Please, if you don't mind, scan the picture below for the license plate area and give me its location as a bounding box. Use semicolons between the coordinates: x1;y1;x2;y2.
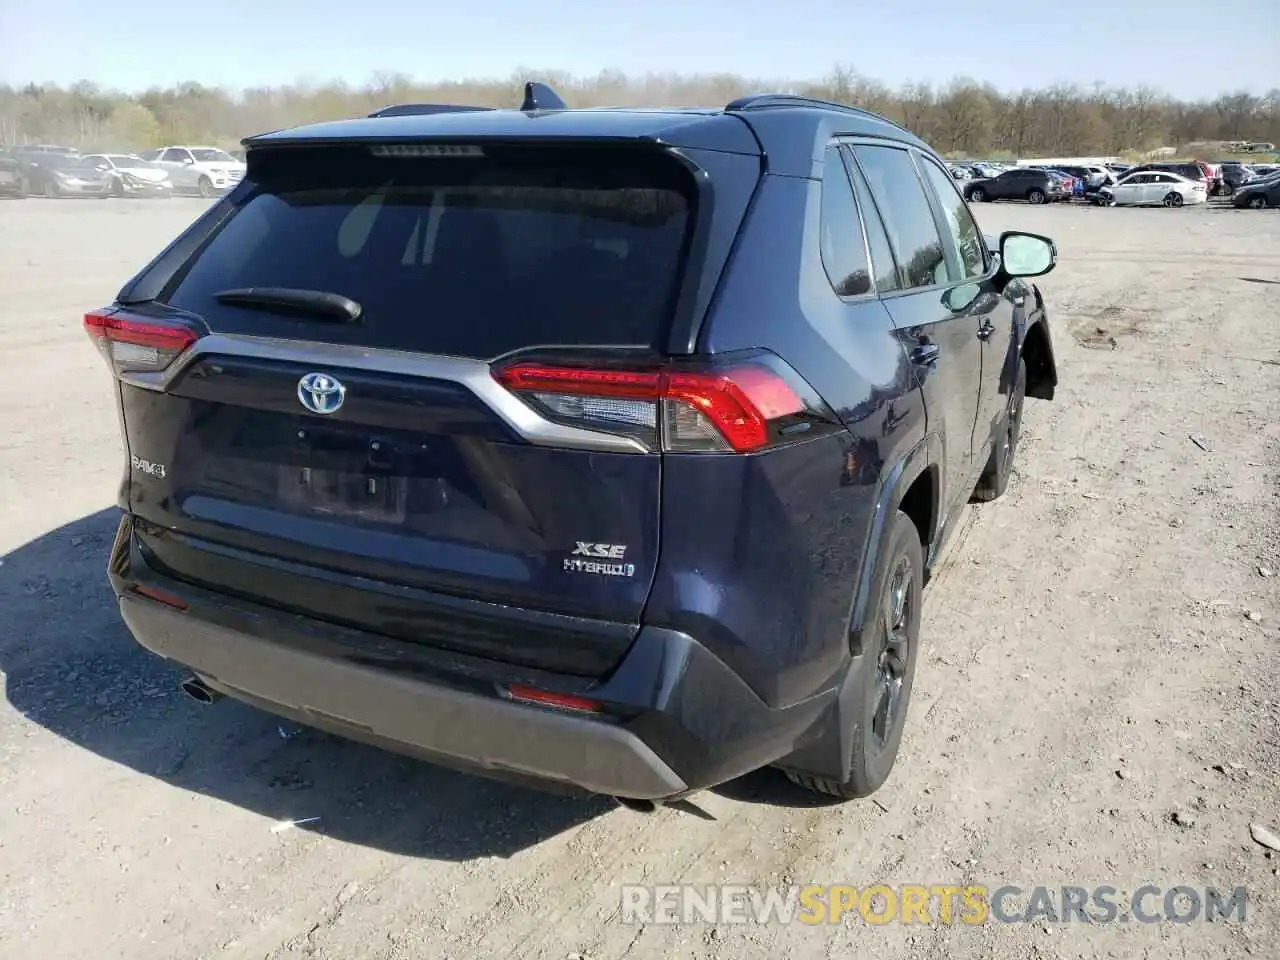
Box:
278;466;408;524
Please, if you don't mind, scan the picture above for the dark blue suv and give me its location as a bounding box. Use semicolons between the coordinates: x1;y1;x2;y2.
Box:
89;83;1058;802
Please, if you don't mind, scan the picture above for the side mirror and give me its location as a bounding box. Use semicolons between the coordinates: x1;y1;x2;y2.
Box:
182;157;194;164
999;231;1056;278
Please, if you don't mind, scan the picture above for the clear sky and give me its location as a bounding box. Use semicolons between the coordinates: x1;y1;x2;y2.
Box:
0;0;1275;100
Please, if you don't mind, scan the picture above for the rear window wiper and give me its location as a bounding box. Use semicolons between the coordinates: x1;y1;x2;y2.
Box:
213;287;363;323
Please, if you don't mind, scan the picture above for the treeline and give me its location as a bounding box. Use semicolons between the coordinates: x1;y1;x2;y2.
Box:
1;68;1278;159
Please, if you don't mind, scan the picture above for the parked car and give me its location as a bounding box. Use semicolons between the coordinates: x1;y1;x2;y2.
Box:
1217;163;1256;196
80;153;174;197
1232;173;1280;209
0;150;24;197
969;162;1004;179
963;167;1070;204
949;165;973;180
1092;171;1208;207
14;143;80;158
1043;169;1083;197
1051;164;1115;192
21;153;114;198
138;145;246;197
87;83;1060;803
1120;161;1215;195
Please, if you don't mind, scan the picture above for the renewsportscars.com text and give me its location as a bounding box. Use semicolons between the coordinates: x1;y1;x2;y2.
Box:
621;883;1248;926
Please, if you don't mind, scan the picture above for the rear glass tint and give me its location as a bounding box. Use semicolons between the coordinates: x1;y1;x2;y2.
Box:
165;145;694;358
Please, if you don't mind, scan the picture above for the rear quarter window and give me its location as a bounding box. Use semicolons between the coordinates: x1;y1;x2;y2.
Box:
163;145;695;359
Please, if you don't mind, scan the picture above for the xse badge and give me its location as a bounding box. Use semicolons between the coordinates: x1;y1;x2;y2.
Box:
565;541;636;578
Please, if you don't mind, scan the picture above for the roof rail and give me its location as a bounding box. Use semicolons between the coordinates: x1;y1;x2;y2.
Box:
725;94;908;133
367;103;495;119
367;81;567;119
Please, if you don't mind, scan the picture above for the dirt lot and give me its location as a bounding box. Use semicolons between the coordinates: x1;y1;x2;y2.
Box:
0;197;1277;960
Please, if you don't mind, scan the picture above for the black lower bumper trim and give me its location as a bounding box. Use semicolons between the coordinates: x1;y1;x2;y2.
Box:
121;594;688;799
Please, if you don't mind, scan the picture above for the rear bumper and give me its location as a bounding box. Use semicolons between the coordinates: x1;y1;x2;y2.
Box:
121;593;689;798
109;515;838;799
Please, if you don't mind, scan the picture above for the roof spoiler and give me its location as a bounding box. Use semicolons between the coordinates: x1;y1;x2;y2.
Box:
368;81;567;119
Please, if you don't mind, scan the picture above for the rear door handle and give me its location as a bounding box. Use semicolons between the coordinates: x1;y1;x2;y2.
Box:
910;343;940;366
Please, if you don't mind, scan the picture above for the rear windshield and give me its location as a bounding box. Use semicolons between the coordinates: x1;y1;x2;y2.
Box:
164;144;694;359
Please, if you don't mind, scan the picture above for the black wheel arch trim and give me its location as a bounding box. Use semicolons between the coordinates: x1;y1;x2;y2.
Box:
1019;289;1057;400
845;432;942;648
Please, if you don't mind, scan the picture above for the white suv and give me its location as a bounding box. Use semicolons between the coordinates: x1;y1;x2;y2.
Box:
140;146;246;197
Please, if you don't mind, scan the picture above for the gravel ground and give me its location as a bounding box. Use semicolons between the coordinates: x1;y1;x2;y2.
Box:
0;197;1277;960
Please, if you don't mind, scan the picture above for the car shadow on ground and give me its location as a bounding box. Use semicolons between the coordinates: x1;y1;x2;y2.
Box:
0;507;613;861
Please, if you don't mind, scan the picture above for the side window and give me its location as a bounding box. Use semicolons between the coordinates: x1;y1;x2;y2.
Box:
917;155;987;280
818;146;871;298
161;148;186;163
850;144;949;290
843;149;901;294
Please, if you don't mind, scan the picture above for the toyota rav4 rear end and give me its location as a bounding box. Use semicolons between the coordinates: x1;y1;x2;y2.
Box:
93;100;886;800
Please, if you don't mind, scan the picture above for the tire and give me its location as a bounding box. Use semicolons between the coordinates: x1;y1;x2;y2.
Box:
1222;182;1234;197
784;510;923;800
1250;195;1269;209
1163;192;1183;207
42;179;59;199
112;177;124;197
969;186;986;202
1027;189;1046;204
972;355;1027;502
197;176;215;198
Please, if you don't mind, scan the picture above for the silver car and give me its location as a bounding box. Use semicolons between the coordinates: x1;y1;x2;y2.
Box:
81;154;173;197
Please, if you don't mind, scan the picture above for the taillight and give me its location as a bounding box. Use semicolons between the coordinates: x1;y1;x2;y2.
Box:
494;352;836;454
84;308;198;375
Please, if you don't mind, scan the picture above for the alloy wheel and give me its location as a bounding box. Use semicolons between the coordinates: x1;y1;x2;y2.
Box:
871;556;913;751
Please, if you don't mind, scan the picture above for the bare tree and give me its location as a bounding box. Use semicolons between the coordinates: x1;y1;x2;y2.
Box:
0;72;1274;158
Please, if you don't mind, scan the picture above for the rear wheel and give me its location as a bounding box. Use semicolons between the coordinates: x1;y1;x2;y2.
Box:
972;355;1027;502
1027;188;1046;204
197;176;215;198
785;510;922;800
1163;192;1183;207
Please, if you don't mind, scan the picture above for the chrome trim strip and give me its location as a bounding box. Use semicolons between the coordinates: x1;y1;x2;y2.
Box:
120;333;651;454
